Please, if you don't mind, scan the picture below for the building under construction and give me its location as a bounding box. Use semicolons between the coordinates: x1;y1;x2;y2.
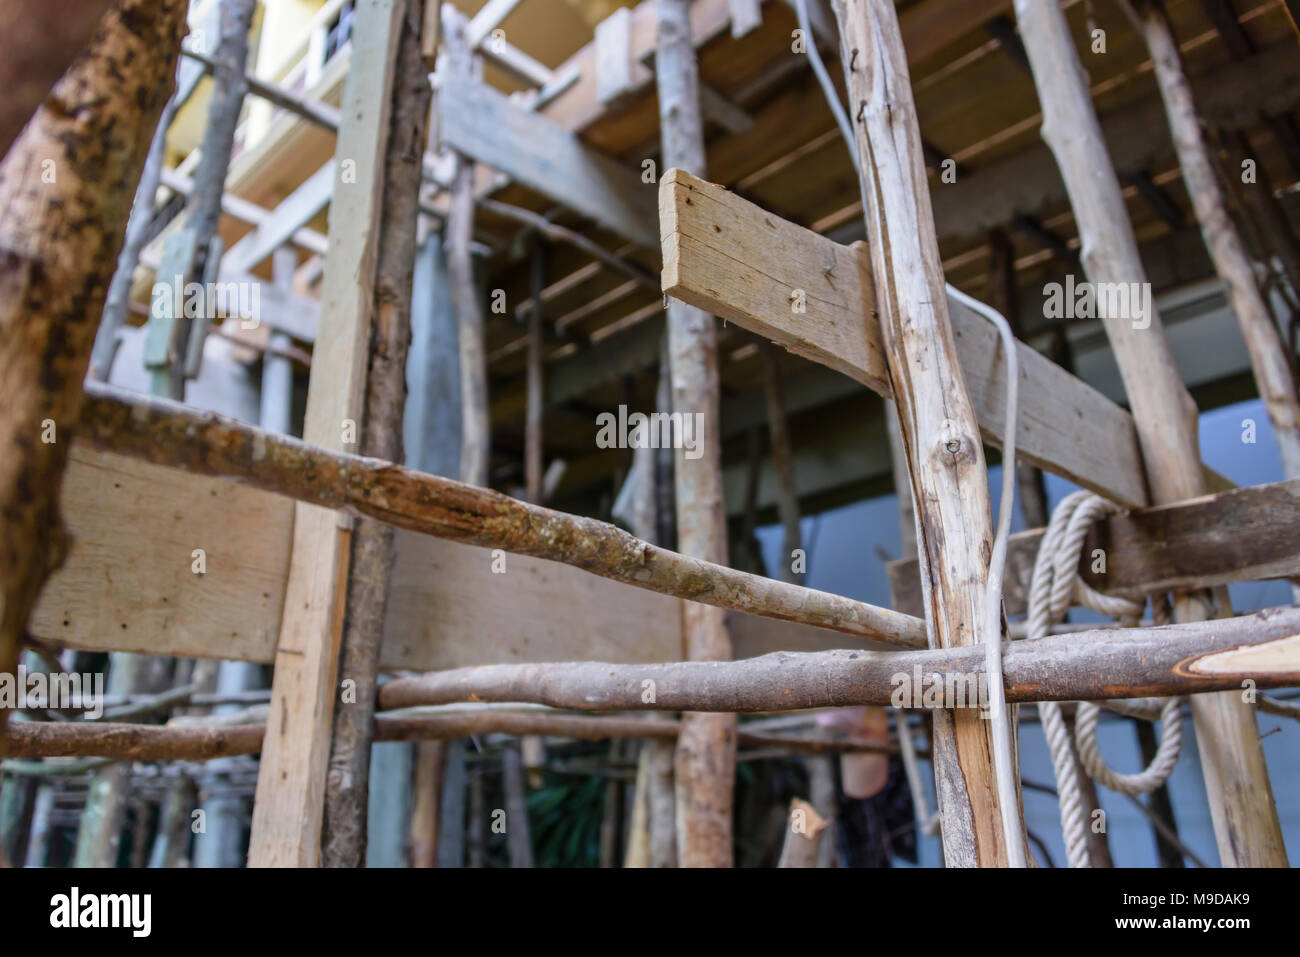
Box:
0;0;1298;872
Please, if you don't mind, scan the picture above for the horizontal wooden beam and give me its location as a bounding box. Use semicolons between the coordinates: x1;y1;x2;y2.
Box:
937;43;1300;241
378;606;1300;711
5;712;892;760
64;383;926;648
660;169;1148;507
34;443;889;672
438;71;659;247
223;161;335;275
889;478;1300;617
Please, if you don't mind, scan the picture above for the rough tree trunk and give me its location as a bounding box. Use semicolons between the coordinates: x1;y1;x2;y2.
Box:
322;0;431;868
0;0;188;750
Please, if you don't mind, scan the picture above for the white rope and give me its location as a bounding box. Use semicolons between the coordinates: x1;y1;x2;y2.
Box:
1075;696;1182;794
1027;491;1184;867
801;0;1028;866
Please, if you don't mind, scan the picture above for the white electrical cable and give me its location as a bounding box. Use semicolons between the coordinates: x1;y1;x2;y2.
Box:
797;0;1028;866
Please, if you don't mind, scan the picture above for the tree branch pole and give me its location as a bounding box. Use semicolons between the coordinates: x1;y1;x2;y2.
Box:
157;0;256;400
0;0;189;749
374;605;1300;711
77;383;925;647
321;0;431;869
1014;0;1287;867
1133;0;1300;482
833;0;1024;866
5;711;900;761
90;68;201;382
655;0;738;866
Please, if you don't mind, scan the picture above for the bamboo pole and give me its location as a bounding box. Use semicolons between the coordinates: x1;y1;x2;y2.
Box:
322;0;431;869
655;0;738;868
832;0;1024;867
0;0;188;749
1014;0;1288;867
75;382;925;647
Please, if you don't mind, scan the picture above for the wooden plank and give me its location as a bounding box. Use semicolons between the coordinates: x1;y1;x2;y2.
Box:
889;478;1300;618
248;0;406;869
33;447;294;662
40;445;1297;669
730;0;763;38
595;7;634;105
438;71;659;247
660;169;1148;507
482;38;553;88
223;161;335;275
380;532;683;670
466;0;524;49
661;169;890;393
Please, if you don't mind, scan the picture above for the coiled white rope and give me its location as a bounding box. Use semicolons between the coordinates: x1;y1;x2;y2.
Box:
1027;491;1184;867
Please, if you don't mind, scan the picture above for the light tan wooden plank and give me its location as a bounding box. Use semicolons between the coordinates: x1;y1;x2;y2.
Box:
660;168;1148;507
33;446;292;661
249;0;406;868
660;168;892;395
595;7;634;105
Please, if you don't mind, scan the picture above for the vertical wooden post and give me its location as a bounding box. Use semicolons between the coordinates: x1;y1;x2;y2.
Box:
832;0;1024;867
1014;0;1287;867
321;0;431;868
443;9;490;490
0;0;188;747
654;0;738;868
760;344;804;585
525;235;546;505
1134;0;1300;482
248;0;406;867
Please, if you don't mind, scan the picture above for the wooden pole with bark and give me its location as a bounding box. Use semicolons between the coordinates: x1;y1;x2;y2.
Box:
832;0;1025;867
0;0;188;749
153;0;256;400
248;0;407;868
1132;0;1300;483
1014;0;1288;867
373;605;1300;712
654;0;738;865
4;711;901;761
321;0;432;869
75;382;927;648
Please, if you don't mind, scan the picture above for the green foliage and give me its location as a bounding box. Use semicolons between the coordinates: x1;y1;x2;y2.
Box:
526;771;607;868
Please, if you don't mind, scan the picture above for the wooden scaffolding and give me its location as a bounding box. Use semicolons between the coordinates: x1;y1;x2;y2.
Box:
1;0;1297;868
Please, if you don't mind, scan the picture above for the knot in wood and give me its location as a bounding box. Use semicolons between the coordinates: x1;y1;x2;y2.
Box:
936;419;973;461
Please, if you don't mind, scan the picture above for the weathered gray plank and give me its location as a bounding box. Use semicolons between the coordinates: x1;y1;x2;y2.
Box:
439;71;659;247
